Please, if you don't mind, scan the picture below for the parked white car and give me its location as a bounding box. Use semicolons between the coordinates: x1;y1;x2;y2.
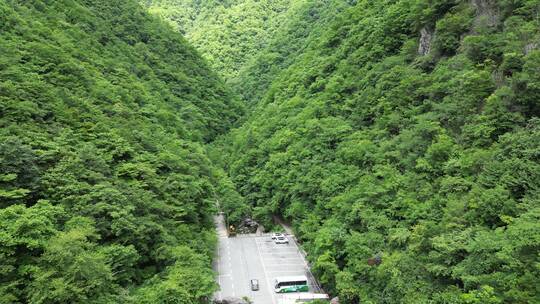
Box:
274;236;289;244
271;233;285;240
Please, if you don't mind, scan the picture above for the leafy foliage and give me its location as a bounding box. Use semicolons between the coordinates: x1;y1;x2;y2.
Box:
141;0;303;82
142;0;356;106
4;0;540;303
0;0;241;302
218;0;540;302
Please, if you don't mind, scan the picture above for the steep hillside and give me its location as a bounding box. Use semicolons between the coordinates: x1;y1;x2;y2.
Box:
141;0;301;82
0;1;241;303
142;0;355;106
229;0;354;105
223;0;540;303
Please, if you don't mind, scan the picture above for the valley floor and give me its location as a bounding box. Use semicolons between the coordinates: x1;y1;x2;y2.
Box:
213;214;321;303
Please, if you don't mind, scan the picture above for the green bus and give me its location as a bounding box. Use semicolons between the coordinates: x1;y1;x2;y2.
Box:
274;275;309;293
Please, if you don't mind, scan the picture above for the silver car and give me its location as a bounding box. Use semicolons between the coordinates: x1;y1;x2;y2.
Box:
250;279;259;291
274;236;289;244
271;232;285;240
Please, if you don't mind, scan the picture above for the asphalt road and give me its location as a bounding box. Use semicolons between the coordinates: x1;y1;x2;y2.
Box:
213;215;320;304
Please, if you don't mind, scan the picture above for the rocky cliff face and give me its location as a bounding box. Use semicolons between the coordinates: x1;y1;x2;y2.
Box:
525;42;538;54
418;26;435;55
471;0;500;27
214;297;250;304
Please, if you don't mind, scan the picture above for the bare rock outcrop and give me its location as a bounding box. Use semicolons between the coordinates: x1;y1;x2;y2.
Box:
214;297;250;304
237;218;259;234
471;0;500;27
525;42;538;55
418;26;435;56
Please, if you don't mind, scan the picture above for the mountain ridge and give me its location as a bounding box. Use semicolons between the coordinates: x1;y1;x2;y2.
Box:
0;1;241;302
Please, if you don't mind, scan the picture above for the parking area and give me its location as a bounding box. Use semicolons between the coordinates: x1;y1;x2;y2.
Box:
214;215;320;304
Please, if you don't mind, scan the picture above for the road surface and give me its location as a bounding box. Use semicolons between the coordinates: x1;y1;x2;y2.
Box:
213;214;320;304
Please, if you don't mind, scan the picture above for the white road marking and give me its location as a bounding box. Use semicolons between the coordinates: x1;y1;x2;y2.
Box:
217;236;222;301
239;239;252;299
255;235;277;304
260;250;299;253
226;238;235;297
264;263;307;266
263;258;305;263
214;213;320;302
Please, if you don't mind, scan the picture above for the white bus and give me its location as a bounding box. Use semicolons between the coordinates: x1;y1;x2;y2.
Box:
274;275;309;293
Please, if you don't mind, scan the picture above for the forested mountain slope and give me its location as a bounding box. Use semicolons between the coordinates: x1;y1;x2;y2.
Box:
3;0;540;303
142;0;355;106
0;1;241;303
141;0;301;82
221;0;540;303
228;0;354;105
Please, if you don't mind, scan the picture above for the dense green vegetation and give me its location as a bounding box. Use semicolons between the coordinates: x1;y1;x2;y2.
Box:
229;0;354;105
0;0;242;303
215;0;540;303
141;0;302;82
141;0;355;106
3;0;540;303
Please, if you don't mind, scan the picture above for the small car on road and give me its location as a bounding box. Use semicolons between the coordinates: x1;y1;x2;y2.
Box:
274;236;289;244
250;279;259;291
271;232;285;240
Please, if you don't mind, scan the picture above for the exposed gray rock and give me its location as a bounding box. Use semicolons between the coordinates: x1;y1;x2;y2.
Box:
214;297;249;304
418;26;434;56
256;223;265;234
525;42;538;55
237;218;259;234
471;0;500;27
